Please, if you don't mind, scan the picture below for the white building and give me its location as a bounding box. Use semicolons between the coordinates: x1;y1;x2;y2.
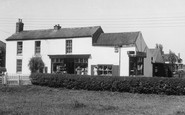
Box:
6;19;153;76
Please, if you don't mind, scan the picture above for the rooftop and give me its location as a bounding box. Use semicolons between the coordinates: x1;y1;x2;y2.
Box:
94;32;140;46
6;26;103;41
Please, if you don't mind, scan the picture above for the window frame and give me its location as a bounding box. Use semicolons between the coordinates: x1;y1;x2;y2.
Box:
17;41;23;55
16;59;22;73
66;40;72;54
97;64;113;76
129;57;144;76
35;41;41;55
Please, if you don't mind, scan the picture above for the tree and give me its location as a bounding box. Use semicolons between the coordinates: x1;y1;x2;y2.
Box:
168;50;177;76
169;50;177;64
28;57;45;73
156;43;164;54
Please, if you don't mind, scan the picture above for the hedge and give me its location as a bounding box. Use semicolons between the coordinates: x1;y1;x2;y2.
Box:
30;73;185;95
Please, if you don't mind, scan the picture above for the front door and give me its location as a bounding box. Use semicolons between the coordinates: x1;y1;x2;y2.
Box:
66;58;75;74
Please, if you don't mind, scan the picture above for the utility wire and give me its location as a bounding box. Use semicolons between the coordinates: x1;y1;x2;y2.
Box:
1;16;185;28
0;29;12;34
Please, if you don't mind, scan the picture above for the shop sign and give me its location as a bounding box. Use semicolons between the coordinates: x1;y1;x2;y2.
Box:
136;52;146;58
127;51;146;57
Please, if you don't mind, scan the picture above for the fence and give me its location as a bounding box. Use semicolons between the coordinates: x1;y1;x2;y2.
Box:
2;74;31;85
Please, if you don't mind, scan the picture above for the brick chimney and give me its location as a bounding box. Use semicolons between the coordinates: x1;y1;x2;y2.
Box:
16;19;24;33
54;24;61;30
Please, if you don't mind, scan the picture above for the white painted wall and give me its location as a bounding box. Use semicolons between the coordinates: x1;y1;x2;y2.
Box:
89;46;135;76
6;37;93;75
6;36;150;77
120;47;136;76
6;41;17;74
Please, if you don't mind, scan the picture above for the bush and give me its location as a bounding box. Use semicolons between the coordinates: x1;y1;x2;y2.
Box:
30;73;185;95
28;57;45;73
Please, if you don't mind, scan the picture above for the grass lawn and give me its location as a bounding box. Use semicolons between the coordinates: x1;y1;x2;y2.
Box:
0;85;185;115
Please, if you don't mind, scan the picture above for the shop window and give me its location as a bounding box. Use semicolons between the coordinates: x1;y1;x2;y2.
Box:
74;58;88;75
66;40;72;54
16;59;22;73
17;42;23;55
96;65;113;76
129;57;144;76
51;58;88;75
35;41;41;55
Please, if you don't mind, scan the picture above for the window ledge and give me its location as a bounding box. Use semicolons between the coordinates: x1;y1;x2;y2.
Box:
17;54;23;56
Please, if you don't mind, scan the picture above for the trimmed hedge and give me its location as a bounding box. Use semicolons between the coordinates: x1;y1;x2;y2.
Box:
30;73;185;95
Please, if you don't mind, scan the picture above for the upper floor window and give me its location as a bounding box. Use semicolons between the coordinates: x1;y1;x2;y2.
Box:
35;41;41;55
66;40;72;54
17;42;23;55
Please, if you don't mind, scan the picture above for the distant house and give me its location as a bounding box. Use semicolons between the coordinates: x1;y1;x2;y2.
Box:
6;19;153;77
162;53;183;77
150;48;165;77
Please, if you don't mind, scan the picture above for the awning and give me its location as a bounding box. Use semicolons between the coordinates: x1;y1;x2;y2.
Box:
48;54;91;59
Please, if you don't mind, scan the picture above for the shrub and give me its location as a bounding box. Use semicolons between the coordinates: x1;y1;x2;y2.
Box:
28;57;45;73
30;73;185;95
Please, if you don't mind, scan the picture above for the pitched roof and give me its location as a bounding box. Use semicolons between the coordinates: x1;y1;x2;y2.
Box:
149;48;164;63
0;40;6;49
93;32;140;46
6;26;103;41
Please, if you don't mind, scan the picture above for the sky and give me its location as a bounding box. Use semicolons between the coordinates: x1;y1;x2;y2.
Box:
0;0;185;62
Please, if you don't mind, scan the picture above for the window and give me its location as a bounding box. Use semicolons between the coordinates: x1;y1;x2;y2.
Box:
97;65;113;76
129;57;144;76
17;42;23;55
66;40;72;54
35;41;41;54
74;58;88;75
16;59;22;73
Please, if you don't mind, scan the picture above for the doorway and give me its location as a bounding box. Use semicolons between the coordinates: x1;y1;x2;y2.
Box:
65;58;75;74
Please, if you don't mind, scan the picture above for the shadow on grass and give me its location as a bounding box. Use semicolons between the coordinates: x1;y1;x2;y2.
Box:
98;104;118;111
0;109;25;115
173;111;185;115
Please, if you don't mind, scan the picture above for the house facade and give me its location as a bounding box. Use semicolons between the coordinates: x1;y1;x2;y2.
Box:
6;19;153;77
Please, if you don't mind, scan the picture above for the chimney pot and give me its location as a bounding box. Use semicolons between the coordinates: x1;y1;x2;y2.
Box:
16;19;24;33
54;24;61;30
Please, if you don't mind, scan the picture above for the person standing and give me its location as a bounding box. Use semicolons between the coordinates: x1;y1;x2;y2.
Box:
93;66;98;75
76;66;82;75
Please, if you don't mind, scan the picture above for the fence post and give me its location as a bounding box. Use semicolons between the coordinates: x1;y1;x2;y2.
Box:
3;74;7;85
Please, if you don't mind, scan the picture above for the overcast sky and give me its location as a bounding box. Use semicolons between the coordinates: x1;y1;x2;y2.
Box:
0;0;185;62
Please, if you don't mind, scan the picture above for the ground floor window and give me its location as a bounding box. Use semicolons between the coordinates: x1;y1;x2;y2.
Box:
93;65;113;76
74;58;88;75
51;57;88;75
16;59;22;73
129;57;144;76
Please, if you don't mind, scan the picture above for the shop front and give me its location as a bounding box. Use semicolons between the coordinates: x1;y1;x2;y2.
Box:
128;51;146;76
48;55;90;75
